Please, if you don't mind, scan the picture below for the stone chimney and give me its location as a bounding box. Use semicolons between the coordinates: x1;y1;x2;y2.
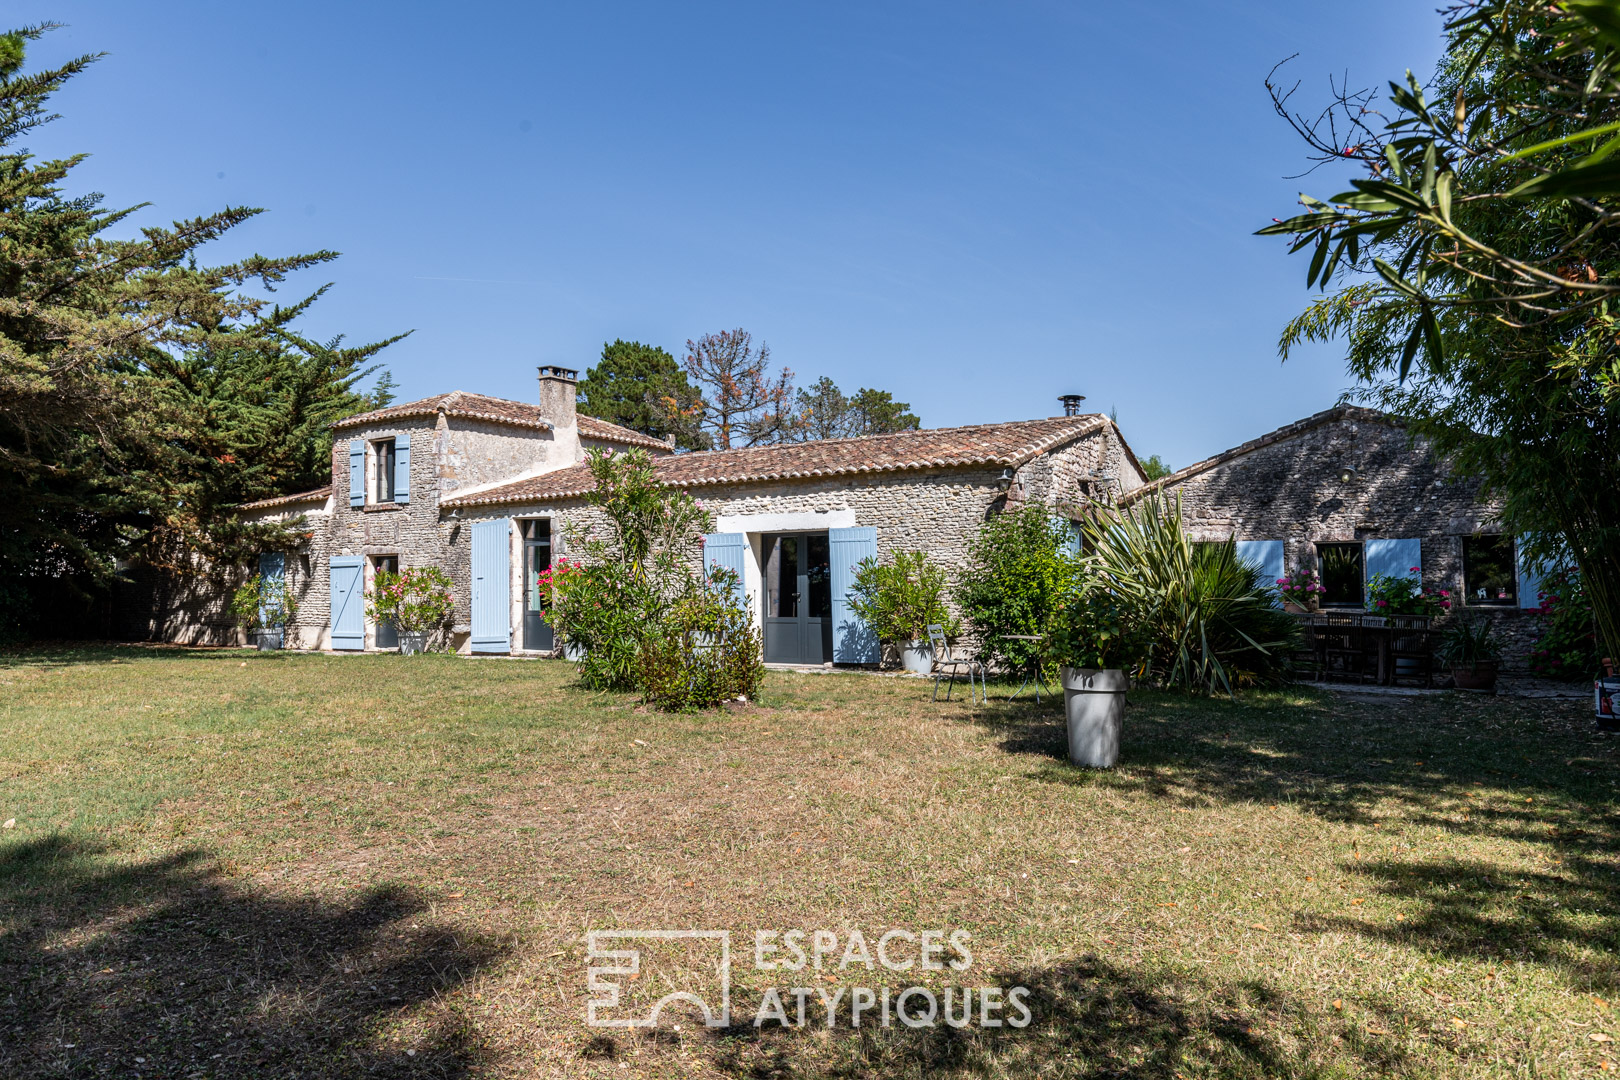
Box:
539;365;582;464
538;366;578;426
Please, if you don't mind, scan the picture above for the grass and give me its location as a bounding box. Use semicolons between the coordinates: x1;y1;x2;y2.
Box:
0;645;1616;1078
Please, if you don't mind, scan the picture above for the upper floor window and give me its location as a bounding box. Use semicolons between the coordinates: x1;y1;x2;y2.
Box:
347;433;409;508
372;439;398;503
1462;534;1516;606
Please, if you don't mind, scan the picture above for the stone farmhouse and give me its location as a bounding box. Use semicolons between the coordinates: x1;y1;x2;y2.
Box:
213;370;1145;664
129;372;1549;669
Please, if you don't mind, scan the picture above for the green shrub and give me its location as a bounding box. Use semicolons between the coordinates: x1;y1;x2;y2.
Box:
1045;585;1146;672
956;506;1081;672
847;550;954;646
1081;494;1301;694
637;577;765;711
1529;564;1601;680
228;573;298;630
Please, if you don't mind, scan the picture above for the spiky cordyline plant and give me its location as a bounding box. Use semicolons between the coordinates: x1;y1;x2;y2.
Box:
1079;493;1302;696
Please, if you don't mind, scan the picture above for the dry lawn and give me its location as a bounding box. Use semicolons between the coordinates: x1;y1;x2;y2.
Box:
0;645;1615;1078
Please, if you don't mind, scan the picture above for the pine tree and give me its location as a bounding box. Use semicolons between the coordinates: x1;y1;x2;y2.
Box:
681;329;798;448
792;378;920;440
577;340;708;450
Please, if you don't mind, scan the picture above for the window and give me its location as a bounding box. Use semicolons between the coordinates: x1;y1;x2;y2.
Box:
372;438;396;503
1462;534;1516;606
1316;543;1364;607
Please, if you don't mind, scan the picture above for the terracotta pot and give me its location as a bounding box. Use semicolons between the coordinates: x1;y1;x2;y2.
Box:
1452;662;1498;692
1603;657;1617;678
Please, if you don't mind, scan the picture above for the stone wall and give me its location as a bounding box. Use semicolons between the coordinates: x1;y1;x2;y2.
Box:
434;418;563;497
116;496;330;647
1148;409;1545;671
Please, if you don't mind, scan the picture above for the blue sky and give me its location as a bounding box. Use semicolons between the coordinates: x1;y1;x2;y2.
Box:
22;2;1444;468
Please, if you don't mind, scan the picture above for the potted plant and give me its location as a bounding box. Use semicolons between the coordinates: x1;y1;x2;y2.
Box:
1365;569;1452;626
367;566;454;653
1045;587;1144;768
848;551;954;674
1277;569;1325;613
228;573;299;650
1437;617;1500;692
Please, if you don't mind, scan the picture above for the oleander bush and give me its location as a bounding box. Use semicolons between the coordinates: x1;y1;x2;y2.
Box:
545;447;758;707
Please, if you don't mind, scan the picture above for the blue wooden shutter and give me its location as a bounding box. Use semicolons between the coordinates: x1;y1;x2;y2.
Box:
329;555;364;649
258;552;286;627
470;517;512;653
1234;540;1285;593
829;526;880;664
394;432;410;505
702;532;748;608
348;439;365;507
1516;537;1545;610
1365;538;1422;582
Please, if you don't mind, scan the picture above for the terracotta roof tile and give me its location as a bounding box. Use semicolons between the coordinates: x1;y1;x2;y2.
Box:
443;416;1107;509
332;392;671;451
238;486;332;511
577;415;674;451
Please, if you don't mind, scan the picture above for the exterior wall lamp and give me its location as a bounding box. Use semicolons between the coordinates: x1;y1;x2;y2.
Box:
1338;466;1357;484
996;467;1016;490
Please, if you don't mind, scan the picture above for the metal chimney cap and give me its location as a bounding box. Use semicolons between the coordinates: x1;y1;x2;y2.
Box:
1058;393;1087;417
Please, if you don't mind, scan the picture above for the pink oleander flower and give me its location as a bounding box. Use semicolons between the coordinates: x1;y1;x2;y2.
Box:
1376;599;1388;608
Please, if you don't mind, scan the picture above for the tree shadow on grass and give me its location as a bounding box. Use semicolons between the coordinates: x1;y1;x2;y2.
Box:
954;688;1620;991
684;954;1421;1079
0;834;508;1078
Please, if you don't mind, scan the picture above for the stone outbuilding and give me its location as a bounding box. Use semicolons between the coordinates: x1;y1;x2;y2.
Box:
1122;405;1548;667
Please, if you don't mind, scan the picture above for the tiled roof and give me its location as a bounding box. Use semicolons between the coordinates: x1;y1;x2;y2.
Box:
331;392;671;451
1120;405;1400;505
443;416;1108;509
578;415;675;452
238;486;332;511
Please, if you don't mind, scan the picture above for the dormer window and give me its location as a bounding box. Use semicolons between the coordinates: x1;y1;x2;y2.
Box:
372;438;397;503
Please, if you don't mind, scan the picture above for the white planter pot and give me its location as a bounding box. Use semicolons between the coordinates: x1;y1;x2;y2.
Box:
563;641;587;662
1061;667;1128;768
398;630;430;655
899;639;933;674
249;629;284;651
